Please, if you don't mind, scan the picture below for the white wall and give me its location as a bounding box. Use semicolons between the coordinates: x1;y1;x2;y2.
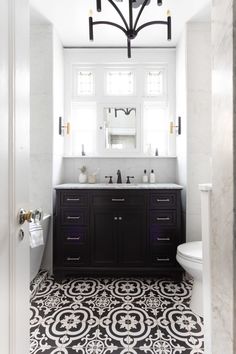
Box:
30;24;64;274
62;48;177;184
176;22;212;242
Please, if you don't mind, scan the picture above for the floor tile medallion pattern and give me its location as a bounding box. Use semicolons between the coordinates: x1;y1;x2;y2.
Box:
30;277;204;354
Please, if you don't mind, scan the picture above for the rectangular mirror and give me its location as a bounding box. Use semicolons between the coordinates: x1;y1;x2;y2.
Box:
104;106;137;150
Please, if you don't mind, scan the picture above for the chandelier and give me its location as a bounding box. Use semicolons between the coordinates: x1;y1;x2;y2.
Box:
89;0;171;58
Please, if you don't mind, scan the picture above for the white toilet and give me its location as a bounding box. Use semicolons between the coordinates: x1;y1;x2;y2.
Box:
176;241;203;316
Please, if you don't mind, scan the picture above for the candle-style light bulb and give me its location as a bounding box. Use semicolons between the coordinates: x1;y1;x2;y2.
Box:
167;9;171;41
89;9;94;41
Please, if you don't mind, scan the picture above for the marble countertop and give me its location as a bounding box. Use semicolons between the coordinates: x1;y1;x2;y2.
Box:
55;183;183;190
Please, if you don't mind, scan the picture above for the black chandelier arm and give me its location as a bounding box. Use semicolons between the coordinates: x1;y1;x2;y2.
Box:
92;20;127;36
136;20;168;34
127;38;131;58
133;0;150;31
108;0;129;30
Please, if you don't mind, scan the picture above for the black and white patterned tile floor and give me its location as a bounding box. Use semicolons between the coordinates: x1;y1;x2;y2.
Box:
30;277;204;354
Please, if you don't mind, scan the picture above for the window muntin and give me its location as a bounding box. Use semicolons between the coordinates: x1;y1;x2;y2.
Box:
76;70;94;96
106;70;134;95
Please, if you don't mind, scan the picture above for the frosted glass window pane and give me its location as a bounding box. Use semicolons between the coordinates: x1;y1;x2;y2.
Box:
71;103;97;154
106;71;134;95
77;71;94;96
143;103;168;156
146;70;163;96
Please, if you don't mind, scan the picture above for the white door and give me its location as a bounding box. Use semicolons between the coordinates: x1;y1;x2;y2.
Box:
0;0;30;353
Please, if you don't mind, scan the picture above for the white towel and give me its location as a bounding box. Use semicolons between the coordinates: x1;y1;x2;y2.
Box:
29;221;44;248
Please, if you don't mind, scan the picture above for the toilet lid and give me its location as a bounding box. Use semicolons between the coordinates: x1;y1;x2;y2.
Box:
177;241;202;263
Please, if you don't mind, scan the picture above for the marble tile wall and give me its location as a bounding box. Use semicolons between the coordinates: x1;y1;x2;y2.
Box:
176;22;212;242
30;25;64;274
211;0;235;352
30;25;53;213
62;157;177;184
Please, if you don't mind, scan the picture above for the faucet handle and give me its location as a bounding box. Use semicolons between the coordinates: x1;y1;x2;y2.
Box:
105;176;113;184
126;176;135;184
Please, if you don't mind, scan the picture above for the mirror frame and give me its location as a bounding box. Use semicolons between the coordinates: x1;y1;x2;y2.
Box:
98;103;141;156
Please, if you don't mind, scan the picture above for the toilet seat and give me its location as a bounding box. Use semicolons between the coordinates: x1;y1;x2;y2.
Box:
177;241;202;264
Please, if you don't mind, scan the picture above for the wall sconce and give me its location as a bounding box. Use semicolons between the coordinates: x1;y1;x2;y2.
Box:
169;116;181;135
59;116;70;135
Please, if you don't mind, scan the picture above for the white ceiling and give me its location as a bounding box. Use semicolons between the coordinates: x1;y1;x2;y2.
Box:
30;0;211;47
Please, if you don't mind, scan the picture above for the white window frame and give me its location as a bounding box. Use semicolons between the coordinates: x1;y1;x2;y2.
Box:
64;49;175;157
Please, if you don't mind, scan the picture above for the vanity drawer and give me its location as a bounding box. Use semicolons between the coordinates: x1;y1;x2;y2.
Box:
151;247;176;267
92;191;145;207
60;191;89;207
150;210;177;226
62;246;89;267
150;227;176;245
60;208;88;226
59;227;88;244
150;192;177;209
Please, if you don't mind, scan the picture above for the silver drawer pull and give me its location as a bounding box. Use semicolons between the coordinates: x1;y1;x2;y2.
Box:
157;217;170;221
157;198;170;202
156;257;170;262
66;198;80;201
157;237;171;241
112;198;125;202
67;216;81;220
67;257;81;261
66;236;81;241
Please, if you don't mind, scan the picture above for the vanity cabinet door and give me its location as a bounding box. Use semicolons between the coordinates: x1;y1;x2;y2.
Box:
118;209;146;266
91;208;118;267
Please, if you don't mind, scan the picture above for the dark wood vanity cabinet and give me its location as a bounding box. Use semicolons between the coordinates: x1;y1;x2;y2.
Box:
54;188;183;279
91;191;146;268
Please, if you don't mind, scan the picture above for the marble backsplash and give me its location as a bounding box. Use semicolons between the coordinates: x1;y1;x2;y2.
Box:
62;157;177;184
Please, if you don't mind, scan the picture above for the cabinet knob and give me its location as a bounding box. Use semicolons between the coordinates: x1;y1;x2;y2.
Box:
118;216;123;221
114;216;118;220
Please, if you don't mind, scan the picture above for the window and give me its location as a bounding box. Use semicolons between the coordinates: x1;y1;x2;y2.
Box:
70;102;97;155
66;57;174;156
143;103;169;156
146;70;164;96
106;70;134;95
76;70;94;96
